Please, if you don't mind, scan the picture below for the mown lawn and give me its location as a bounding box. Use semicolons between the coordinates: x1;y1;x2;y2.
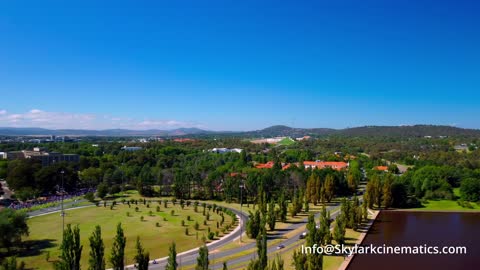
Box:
418;200;480;211
21;201;235;269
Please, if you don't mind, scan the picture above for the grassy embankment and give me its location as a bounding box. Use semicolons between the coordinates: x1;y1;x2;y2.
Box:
22;198;235;269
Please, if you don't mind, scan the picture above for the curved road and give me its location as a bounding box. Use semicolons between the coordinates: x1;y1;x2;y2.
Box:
26;190;363;270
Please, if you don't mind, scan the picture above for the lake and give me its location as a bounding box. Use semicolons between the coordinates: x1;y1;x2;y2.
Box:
348;211;480;270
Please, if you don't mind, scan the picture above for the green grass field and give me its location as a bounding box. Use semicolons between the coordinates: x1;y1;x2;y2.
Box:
277;137;295;146
418;200;480;211
412;188;480;211
21;201;235;269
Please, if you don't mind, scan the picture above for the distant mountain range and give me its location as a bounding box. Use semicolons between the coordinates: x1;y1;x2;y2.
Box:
0;125;479;138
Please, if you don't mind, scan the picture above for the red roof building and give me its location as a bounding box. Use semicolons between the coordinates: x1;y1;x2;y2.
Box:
303;161;349;171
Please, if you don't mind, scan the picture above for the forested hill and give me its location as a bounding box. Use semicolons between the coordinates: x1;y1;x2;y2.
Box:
0;125;479;138
238;125;335;138
337;125;480;138
233;125;480;138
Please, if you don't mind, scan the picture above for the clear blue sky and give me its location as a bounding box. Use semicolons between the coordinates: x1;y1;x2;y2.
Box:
1;0;479;131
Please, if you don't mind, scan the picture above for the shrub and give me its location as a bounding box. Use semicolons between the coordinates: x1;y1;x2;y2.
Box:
171;210;175;216
195;222;200;230
187;215;191;221
140;216;144;221
163;217;167;221
149;210;153;216
185;228;189;235
156;206;160;212
215;231;219;237
203;220;207;226
181;220;185;226
135;207;139;212
126;212;130;217
208;232;215;240
206;212;210;221
84;192;95;202
156;222;160;227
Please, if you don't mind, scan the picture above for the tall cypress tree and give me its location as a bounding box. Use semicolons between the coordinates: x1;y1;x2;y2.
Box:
88;225;105;270
267;199;276;231
134;237;149;270
166;242;177;270
195;244;209;270
110;223;126;270
56;224;83;270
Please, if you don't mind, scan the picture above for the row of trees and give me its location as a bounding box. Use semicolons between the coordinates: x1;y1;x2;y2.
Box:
48;223;148;270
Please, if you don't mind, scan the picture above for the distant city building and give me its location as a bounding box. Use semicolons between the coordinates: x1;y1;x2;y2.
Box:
5;148;79;166
209;148;243;154
454;144;469;151
0;152;6;159
296;136;311;141
121;146;143;151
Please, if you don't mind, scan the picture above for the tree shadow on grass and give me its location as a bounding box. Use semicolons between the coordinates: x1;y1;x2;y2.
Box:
284;220;305;224
16;239;57;258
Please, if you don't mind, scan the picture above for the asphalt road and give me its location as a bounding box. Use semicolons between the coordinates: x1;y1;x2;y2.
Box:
209;202;342;269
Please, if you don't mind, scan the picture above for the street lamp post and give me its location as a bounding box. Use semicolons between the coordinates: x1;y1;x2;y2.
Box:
60;170;65;236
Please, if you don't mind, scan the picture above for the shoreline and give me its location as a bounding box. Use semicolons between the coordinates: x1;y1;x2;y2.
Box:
338;209;380;270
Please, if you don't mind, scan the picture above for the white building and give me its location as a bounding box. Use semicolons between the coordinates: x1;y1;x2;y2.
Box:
210;148;243;154
121;146;143;151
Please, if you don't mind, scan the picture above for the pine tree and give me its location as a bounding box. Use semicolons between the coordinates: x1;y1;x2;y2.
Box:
195;245;209;270
88;225;105;270
267;200;276;231
382;174;393;209
324;175;335;203
56;224;83;270
362;195;368;221
318;207;330;245
110;223;126;270
278;192;288;223
333;214;346;245
166;242;177;270
257;218;268;270
134;237;149;270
